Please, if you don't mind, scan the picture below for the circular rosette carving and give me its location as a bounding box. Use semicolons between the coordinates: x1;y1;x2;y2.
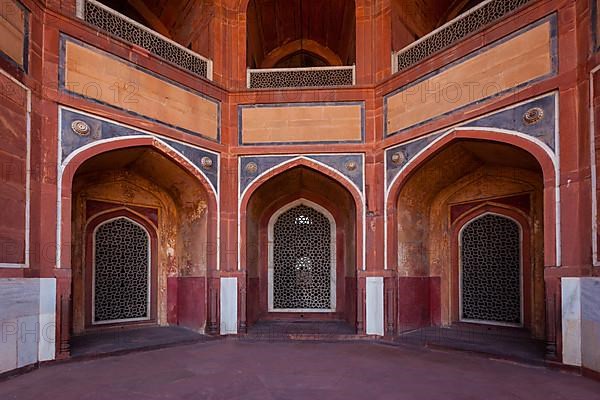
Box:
245;162;258;174
71;120;91;136
201;156;213;169
523;107;544;125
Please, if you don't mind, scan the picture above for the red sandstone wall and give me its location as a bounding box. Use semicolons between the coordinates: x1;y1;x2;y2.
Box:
0;0;595;370
0;71;28;265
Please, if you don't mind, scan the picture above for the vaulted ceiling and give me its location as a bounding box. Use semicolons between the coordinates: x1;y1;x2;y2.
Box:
246;0;356;69
101;0;213;53
100;0;485;64
391;0;484;51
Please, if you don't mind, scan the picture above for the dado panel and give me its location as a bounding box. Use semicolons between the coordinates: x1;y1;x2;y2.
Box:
385;17;556;136
61;37;220;141
0;278;56;374
239;102;364;145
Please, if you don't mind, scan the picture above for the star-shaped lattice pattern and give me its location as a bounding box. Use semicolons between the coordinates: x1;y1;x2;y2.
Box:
461;214;521;324
273;205;332;310
94;218;149;322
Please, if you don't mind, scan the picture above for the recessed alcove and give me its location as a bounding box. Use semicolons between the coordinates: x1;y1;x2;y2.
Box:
246;0;356;69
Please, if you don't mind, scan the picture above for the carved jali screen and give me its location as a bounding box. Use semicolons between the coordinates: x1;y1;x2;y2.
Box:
273;205;332;310
94;218;150;323
460;214;521;325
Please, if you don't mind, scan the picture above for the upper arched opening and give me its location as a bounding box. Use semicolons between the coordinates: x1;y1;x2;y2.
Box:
246;0;356;69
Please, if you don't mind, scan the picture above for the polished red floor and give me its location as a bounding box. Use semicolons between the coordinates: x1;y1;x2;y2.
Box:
1;341;599;400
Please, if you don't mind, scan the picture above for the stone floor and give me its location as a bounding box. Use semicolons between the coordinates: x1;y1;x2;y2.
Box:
70;326;210;358
1;341;599;400
397;324;546;365
245;320;356;340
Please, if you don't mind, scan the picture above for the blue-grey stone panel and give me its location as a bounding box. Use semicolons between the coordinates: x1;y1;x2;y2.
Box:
385;132;443;188
239;156;294;195
306;154;363;191
469;94;556;151
60;109;219;193
240;154;364;196
160;138;219;192
385;93;557;189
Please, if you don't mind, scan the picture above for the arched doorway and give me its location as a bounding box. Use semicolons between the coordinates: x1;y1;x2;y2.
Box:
268;200;336;312
388;138;547;340
65;143;215;341
458;213;523;326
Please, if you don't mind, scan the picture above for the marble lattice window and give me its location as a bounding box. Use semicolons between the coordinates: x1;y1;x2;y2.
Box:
460;214;521;325
272;205;332;310
93;217;150;324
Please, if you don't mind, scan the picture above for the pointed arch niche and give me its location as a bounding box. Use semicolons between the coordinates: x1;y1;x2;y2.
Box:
244;166;358;328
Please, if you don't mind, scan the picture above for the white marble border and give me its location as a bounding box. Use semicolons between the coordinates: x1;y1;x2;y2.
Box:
561;277;582;366
220;277;238;335
366;277;384;336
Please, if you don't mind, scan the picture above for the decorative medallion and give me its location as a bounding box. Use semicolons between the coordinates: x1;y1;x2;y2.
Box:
201;156;213;169
71;120;90;136
245;162;258;174
391;151;406;165
523;107;544;125
345;160;357;171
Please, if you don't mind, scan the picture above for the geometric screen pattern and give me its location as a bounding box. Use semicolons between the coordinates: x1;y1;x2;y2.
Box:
249;68;354;89
84;1;209;78
394;0;532;73
273;205;332;310
460;214;521;324
94;218;150;323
